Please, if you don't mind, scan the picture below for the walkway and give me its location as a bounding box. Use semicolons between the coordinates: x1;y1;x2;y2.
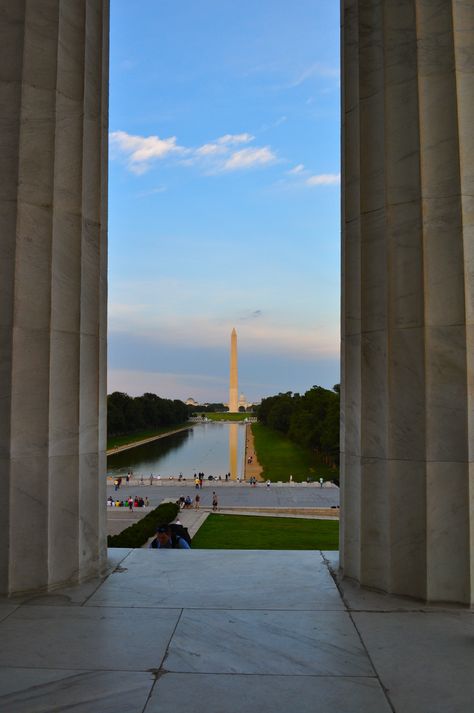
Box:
106;426;192;455
0;550;472;712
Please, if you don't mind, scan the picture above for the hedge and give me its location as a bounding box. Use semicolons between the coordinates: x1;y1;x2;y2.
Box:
107;501;179;548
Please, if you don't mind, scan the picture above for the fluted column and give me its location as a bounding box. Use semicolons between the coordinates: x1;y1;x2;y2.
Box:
0;0;109;594
341;0;474;603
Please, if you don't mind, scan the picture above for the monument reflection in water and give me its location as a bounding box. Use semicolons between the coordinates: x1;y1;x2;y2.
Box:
107;422;246;480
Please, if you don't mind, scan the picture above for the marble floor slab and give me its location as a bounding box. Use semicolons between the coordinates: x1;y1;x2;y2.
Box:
164;609;374;676
87;549;344;610
146;673;392;713
353;611;474;713
0;550;470;712
0;605;181;671
0;669;154;713
0;605;19;623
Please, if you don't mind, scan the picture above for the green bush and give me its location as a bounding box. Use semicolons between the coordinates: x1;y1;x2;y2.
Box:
107;501;179;548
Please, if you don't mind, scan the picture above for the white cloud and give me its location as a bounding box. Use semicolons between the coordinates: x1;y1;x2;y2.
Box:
306;173;340;186
195;143;226;157
110;129;277;175
222;146;276;172
288;164;305;175
217;133;254;145
110;130;184;173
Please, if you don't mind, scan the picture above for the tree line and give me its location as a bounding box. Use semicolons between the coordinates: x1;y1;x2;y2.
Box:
108;391;189;437
256;385;340;465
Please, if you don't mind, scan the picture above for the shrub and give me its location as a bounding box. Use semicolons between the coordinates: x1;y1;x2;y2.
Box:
107;501;179;548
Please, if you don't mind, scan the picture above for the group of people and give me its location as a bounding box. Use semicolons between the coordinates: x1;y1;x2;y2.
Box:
177;494;201;510
176;491;218;511
107;495;149;509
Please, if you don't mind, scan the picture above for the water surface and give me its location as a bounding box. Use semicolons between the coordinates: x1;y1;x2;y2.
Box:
107;422;246;480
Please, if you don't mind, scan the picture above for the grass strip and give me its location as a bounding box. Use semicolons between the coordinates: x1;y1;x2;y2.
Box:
107;501;179;548
192;513;339;550
251;423;337;482
201;413;253;422
107;423;189;450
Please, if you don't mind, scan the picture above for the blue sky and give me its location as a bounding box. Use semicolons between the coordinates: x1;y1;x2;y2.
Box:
108;0;340;403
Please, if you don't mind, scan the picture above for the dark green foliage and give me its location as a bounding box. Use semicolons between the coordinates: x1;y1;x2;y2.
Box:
256;385;340;466
187;403;226;415
107;502;179;548
107;391;188;438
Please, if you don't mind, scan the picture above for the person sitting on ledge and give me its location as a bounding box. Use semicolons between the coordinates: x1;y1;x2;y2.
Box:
149;525;191;549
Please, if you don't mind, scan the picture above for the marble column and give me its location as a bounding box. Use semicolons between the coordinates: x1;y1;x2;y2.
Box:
341;0;474;604
0;0;109;594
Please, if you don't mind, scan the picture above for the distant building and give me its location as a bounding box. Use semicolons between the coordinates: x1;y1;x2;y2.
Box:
185;397;199;407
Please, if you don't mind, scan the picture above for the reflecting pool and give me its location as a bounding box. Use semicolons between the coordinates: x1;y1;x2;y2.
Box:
107;422;246;480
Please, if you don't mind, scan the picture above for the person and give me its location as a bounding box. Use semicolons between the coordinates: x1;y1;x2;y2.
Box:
184;495;192;509
144;496;149;506
149;525;191;549
107;496;114;507
212;491;218;511
319;477;324;488
113;479;119;491
149;474;153;486
194;493;200;510
128;497;133;511
266;480;271;487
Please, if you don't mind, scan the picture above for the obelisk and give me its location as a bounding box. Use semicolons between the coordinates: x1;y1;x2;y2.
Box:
228;328;239;412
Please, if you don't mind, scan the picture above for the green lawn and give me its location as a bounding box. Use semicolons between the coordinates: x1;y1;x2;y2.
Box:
192;513;339;550
202;412;253;422
251;423;337;482
107;423;189;450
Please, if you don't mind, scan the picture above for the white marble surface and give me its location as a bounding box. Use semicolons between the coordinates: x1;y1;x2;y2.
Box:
353;611;474;713
0;605;180;670
0;605;19;623
147;674;392;713
86;549;344;610
0;669;154;713
0;549;472;712
341;0;474;605
165;609;374;676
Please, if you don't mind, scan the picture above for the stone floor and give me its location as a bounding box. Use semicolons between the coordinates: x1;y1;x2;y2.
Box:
0;549;472;712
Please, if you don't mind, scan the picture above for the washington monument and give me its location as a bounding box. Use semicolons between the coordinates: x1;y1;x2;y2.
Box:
228;328;238;412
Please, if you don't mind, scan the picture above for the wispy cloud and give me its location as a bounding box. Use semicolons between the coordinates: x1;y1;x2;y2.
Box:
289;63;340;88
288;164;305;175
222;146;276;171
136;186;167;198
217;133;254;145
306;173;340;186
284;165;340;188
108;369;227;402
239;309;263;321
110;130;185;174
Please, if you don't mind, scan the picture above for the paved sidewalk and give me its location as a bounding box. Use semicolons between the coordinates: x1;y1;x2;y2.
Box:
0;550;472;712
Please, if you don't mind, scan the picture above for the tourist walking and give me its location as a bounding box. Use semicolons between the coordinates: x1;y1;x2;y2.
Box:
212;491;218;511
194;493;200;510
